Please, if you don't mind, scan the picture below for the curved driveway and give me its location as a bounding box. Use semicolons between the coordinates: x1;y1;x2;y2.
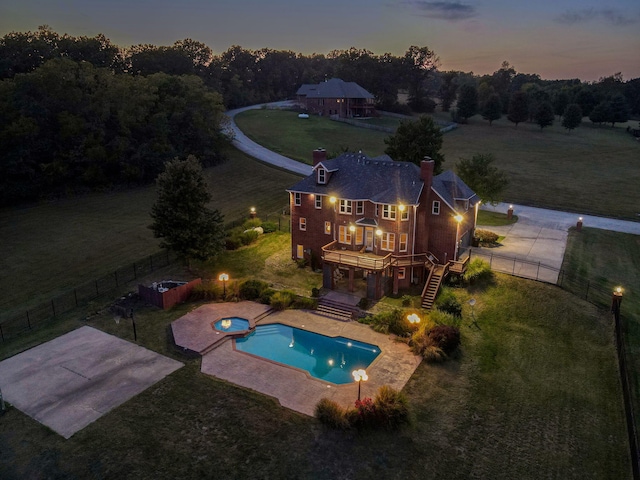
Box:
226;102;640;279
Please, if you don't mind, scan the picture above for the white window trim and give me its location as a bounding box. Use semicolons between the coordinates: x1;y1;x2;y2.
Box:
296;244;304;259
338;225;352;244
318;169;326;184
381;232;395;251
382;204;397;220
398;267;406;280
315;195;322;209
294;192;301;206
339;199;352;214
299;217;306;231
356;201;364;215
432;201;440;215
399;233;408;252
324;221;331;235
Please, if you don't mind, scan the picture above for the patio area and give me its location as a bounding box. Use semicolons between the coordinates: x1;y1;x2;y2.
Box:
171;302;422;416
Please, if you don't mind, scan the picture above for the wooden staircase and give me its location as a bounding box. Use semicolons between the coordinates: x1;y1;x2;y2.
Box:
421;264;447;310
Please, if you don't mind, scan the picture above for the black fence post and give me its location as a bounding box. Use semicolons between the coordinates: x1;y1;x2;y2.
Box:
133;262;137;279
114;270;119;287
74;288;78;307
0;324;3;342
51;299;56;318
26;311;31;330
95;280;99;297
585;281;590;300
150;254;153;271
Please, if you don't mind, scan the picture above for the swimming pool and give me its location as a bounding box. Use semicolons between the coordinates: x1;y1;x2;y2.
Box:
213;317;250;332
234;323;380;384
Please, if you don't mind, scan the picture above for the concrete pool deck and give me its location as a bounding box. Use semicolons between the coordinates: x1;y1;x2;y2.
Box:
172;303;422;416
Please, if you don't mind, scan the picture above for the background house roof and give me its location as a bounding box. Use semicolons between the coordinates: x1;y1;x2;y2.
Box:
288;152;479;210
295;78;374;99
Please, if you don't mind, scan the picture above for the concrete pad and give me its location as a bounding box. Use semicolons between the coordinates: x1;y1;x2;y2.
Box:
0;326;182;438
200;306;422;416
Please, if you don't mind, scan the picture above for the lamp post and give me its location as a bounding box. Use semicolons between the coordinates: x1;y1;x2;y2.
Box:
454;214;463;261
352;369;368;401
250;207;256;219
219;273;229;299
612;287;623;323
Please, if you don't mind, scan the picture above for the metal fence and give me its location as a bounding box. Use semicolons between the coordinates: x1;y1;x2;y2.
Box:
225;210;291;233
0;250;177;342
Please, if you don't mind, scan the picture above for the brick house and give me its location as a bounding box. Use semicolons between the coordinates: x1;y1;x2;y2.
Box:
296;78;376;118
287;149;479;302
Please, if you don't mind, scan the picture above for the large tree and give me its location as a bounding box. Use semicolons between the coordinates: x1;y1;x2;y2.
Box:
561;103;582;132
608;93;630;127
482;94;502;126
384;115;444;172
507;91;529;127
456;153;508;205
456;84;478;122
150;156;225;263
534;101;555;130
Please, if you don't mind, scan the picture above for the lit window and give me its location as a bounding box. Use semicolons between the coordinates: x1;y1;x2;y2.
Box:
355;227;364;245
318;169;326;184
356;201;364;215
432;201;440;215
338;225;352;244
315;195;322;209
294;192;301;206
381;233;395;251
399;233;408;252
299;217;306;231
297;244;304;258
324;221;331;234
339;200;352;214
398;267;406;280
382;205;397;220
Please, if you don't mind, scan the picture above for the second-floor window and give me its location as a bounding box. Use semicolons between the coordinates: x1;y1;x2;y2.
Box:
381;232;395;251
432;201;440;215
294;192;301;206
315;195;322;209
382;205;397;220
299;217;306;231
356;201;364;215
401;208;409;221
399;233;408;252
339;200;352;214
338;225;352;244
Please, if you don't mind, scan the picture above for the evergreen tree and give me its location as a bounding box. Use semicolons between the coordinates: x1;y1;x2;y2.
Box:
384;115;444;172
456;153;508;206
589;101;611;125
150;156;225;264
482;94;502;126
553;91;570;118
561;103;582;132
534;101;554;130
608;93;630;127
456;84;478;122
507;91;529;127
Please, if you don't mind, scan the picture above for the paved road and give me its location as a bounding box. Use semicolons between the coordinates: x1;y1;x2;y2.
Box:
227;102;640;282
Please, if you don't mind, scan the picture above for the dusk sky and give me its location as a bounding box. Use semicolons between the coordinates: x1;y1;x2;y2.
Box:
2;0;639;81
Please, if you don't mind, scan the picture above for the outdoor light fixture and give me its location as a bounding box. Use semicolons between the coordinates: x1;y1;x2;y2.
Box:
352;369;368;401
219;273;229;298
329;196;336;204
349;225;356;232
399;204;406;212
454;214;463;223
250;206;256;218
375;229;382;236
407;313;421;324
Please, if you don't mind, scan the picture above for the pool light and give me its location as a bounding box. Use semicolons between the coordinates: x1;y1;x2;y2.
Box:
352;369;368;401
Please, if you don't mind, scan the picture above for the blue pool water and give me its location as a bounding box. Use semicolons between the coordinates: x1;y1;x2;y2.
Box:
234;323;380;384
214;317;250;332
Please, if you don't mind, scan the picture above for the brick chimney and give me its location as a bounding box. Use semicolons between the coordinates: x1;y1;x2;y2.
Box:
420;156;434;190
313;148;327;166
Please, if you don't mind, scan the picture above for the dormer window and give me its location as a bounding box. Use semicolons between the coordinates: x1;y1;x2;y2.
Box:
317;168;326;184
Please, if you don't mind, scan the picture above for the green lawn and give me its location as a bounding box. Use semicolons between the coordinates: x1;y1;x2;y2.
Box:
477;210;518;226
0;260;630;478
236;109;640;219
561;227;640;441
0;149;301;322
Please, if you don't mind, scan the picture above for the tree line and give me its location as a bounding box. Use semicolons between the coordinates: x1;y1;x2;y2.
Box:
1;27;638;205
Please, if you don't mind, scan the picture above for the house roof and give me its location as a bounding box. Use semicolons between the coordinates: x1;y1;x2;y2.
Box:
295;78;374;99
288;152;479;210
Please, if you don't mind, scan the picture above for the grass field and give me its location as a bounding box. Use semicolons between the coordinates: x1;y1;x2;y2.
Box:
0;239;630;479
235;109;640;219
561;227;640;440
0;149;301;321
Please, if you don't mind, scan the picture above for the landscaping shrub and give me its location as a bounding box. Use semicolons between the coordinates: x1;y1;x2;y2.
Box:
259;288;276;305
292;296;318;310
357;297;370;310
296;258;308;268
190;281;222;301
352;397;377;429
463;258;493;284
311;287;320;297
374;385;410;429
239;279;269;300
314;398;349;430
242;218;262;230
428;324;461;355
434;288;462;317
239;229;259;246
475;229;499;245
270;290;296;310
261;221;278;233
359;309;411;336
429;309;460;326
225;235;242;250
401;295;413;307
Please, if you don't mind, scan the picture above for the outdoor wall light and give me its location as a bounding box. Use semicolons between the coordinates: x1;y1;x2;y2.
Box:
329;196;336;204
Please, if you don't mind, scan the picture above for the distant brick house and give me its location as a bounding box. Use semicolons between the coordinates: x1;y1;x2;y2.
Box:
296;78;376;118
287;149;479;301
